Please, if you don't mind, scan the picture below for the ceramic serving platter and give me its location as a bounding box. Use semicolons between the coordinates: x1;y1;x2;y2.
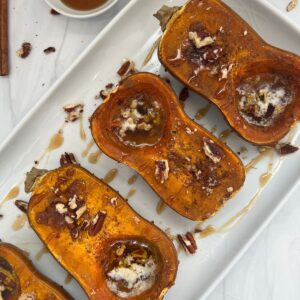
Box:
1;0;300;299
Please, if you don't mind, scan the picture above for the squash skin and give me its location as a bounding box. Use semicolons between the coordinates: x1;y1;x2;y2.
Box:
27;165;178;300
158;0;300;146
0;242;72;299
91;72;245;221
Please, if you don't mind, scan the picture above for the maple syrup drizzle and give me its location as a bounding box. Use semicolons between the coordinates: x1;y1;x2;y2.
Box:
156;200;166;214
126;188;136;199
219;129;232;142
82;139;95;158
88;150;102;164
195;103;211;120
12;214;27;231
0;186;20;207
35;246;48;261
142;36;161;67
245;148;273;173
79;115;86;141
128;174;138;185
64;273;73;284
103;169;118;184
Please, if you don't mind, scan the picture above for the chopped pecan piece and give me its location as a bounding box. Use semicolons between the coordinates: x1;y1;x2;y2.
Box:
16;42;32;58
202;137;222;163
177;232;197;254
117;59;136;78
88;211;107;236
154;159;170;184
95;83;115;100
179;87;189;102
14;200;29;213
63;103;84;122
60;152;78;166
43;47;56;54
276;143;299;155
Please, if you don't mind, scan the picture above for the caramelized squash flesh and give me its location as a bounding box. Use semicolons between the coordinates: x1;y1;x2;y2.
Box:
0;242;71;300
91;72;245;221
158;0;300;145
28;165;178;300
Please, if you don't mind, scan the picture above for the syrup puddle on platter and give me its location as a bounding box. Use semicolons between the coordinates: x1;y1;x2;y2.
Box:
245;147;273;173
0;185;20;207
88;150;102;164
79;115;87;141
195;103;211;120
128;174;138;185
156;200;166;215
126;188;136;199
35;246;48;261
142;36;161;67
12;214;27;231
82;139;95;158
103;168;118;184
219;129;232;142
64;273;73;285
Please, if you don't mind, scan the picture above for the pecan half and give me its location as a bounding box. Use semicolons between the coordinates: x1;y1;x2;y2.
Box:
14;200;28;213
60;152;78;166
202;137;223;163
117;59;136;78
177;232;197;254
276;143;299;155
154;159;170;184
43;47;56;54
16;42;32;58
63;103;84;122
88;211;107;236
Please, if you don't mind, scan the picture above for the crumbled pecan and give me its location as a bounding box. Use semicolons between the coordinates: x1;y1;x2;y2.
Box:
155;160;170;184
50;8;60;15
88;211;107;236
60;152;78;166
14;200;28;213
95;83;115;100
70;227;79;240
16;42;32;58
117;59;136;78
177;232;197;254
179;87;189;102
202;137;222;163
43;47;56;54
63;103;84;122
276;143;299;155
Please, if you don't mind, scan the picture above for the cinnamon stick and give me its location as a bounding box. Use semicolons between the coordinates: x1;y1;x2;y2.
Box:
0;0;8;76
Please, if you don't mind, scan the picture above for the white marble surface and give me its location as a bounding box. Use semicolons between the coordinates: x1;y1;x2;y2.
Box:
0;0;300;299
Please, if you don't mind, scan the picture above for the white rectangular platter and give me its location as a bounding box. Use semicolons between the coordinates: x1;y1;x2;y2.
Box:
1;0;300;299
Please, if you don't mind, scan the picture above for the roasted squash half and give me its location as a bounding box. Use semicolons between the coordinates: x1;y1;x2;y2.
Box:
158;0;300;145
0;242;71;300
27;165;178;300
91;72;245;221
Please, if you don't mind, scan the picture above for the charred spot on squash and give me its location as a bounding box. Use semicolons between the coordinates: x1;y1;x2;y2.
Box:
102;238;162;299
0;256;20;299
111;94;166;147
